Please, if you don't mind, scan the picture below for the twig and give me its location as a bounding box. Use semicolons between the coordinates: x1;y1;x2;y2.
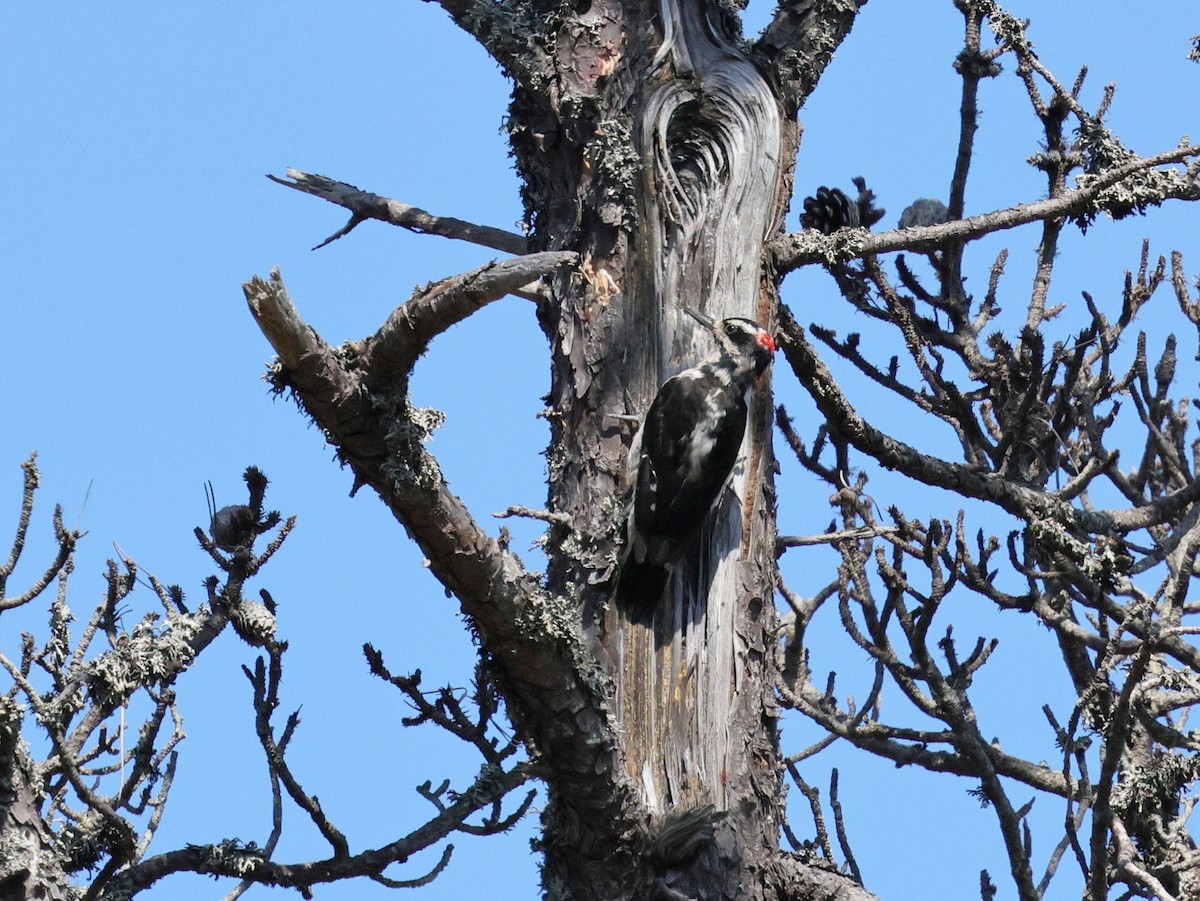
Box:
494;505;570;526
778;526;898;549
776;304;1200;544
829;769;862;884
115;762;536;894
369;844;454;889
786;764;834;861
245;652;350;857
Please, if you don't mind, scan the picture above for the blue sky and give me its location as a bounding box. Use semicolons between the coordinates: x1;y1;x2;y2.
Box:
2;3;1198;899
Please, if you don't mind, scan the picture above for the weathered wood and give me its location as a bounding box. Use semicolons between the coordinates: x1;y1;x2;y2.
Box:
249;0;877;896
534;0;799;894
0;709;75;901
268;169;530;254
603;0;787;892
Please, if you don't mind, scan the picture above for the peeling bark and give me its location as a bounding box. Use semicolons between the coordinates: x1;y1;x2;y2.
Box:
246;0;871;897
525;0;863;896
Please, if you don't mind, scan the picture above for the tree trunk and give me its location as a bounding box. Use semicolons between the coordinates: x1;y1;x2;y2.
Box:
530;0;797;895
244;2;868;898
1;704;75;901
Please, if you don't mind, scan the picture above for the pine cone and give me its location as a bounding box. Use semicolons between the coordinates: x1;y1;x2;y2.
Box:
801;177;886;234
801;186;856;234
898;197;950;229
231;601;278;647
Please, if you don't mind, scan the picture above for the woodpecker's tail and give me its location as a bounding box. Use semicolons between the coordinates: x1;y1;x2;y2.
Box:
614;557;671;624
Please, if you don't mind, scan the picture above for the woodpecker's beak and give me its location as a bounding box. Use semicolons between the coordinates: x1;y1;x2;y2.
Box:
682;307;718;331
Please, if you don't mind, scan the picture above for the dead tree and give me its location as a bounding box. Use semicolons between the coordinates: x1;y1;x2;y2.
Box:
4;1;1200;899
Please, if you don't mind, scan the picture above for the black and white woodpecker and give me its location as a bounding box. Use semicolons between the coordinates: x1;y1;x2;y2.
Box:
616;309;777;619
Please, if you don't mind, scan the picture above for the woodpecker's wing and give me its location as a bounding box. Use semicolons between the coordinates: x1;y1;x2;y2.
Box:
638;371;747;540
656;396;746;535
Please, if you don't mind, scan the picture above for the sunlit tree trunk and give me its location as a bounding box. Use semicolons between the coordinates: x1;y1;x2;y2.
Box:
11;2;1200;899
522;0;815;895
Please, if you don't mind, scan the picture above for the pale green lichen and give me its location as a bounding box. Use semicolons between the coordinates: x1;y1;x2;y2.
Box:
230;601;278;647
85;610;205;712
985;5;1034;56
773;48;817;92
56;810;130;873
1076;166;1195;227
205;838;268;876
1072;125;1197;228
1023;519;1131;586
461;0;565;87
0;702;81;897
1111;751;1200;820
515;587;580;648
584;117;640;230
789;226;870;267
373;390;447;493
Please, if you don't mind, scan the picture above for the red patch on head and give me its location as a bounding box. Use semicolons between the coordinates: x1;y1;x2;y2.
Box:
758;331;777;353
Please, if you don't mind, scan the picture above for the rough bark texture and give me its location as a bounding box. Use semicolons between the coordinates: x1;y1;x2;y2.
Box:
512;1;862;896
248;1;871;896
11;3;1200;899
247;0;872;898
1;704;75;901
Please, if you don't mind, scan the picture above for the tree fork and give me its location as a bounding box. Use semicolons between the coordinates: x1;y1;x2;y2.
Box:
248;0;874;896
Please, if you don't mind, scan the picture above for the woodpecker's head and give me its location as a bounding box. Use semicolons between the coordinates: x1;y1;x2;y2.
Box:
684;309;777;377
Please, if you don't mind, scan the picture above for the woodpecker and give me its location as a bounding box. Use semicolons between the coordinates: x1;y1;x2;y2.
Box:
616;309;777;619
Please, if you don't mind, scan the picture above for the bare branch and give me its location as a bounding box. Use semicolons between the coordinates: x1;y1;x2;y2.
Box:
242;266;639;863
0;456;79;613
753;0;869;113
771;142;1200;274
369;844;453;889
778;526;898;550
786;765;833;861
268;168;528;255
245;253;575;394
829;769;862;885
776;303;1200;544
947;2;1003;222
110;762;536;897
0;455;40;582
494;505;571;526
364;251;577;386
242;270;323;371
245;652;349;857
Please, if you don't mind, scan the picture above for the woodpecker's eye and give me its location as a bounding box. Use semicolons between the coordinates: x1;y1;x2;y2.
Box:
758;332;777;353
